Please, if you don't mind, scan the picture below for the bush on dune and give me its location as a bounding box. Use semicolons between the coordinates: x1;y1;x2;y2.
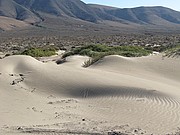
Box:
18;47;58;57
164;45;180;58
62;44;152;67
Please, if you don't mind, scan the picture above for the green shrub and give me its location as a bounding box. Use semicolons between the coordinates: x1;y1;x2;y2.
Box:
164;45;180;57
79;49;93;56
20;47;57;57
62;51;74;58
83;59;93;67
62;44;152;67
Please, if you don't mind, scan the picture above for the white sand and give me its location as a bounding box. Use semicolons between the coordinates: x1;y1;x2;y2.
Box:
0;54;180;135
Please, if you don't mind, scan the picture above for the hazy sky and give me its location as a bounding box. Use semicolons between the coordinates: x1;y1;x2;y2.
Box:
82;0;180;11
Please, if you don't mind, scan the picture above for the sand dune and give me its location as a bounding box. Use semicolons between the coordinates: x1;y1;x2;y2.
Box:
0;54;180;135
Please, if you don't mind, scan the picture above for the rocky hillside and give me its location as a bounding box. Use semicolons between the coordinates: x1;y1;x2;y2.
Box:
1;0;180;30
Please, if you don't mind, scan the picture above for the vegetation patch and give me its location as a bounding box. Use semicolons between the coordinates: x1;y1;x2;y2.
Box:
62;44;152;67
164;45;180;58
19;46;58;57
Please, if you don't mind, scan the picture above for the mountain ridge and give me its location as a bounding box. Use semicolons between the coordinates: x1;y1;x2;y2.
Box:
1;0;180;31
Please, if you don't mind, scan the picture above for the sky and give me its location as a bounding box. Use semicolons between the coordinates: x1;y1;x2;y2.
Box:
82;0;180;11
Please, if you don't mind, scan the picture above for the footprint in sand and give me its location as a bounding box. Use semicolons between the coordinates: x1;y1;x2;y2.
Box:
48;99;78;105
31;107;42;113
47;95;56;99
10;73;25;85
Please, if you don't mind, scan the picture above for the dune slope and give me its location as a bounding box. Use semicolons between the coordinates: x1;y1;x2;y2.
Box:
0;54;180;134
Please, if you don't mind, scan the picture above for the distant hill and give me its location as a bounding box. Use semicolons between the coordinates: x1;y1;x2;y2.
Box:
1;0;180;31
14;0;98;22
0;0;41;24
105;6;180;25
89;4;180;25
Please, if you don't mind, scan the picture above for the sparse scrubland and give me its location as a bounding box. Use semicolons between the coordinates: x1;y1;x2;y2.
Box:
7;38;180;67
15;43;180;67
1;34;180;53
